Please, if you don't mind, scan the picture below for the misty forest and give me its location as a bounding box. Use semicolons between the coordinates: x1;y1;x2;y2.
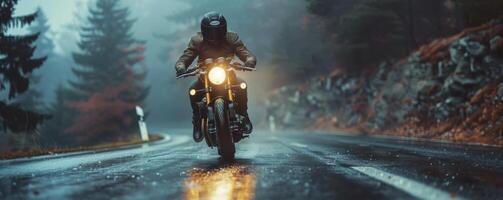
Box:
1;0;503;156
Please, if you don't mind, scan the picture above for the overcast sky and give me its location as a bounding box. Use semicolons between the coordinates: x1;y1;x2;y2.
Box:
14;0;89;31
12;0;86;54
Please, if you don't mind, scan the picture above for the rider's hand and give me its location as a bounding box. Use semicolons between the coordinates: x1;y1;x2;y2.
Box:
230;62;242;68
175;64;187;77
244;61;256;69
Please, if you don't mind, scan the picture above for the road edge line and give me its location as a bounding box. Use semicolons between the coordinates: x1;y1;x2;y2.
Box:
351;166;464;200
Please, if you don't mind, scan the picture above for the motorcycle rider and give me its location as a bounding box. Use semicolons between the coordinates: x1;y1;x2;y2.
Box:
175;12;257;141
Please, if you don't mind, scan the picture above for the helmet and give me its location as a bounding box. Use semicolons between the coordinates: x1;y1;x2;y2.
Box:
200;12;227;43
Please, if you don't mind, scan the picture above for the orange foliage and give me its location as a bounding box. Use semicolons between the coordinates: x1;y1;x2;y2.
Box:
65;83;138;144
390;81;503;146
470;83;499;105
415;23;498;63
313;22;503;146
65;67;144;145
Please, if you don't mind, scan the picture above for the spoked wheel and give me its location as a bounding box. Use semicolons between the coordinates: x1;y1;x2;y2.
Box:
214;98;235;160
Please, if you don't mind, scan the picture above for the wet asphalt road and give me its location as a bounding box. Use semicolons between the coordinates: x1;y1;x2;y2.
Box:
1;130;503;200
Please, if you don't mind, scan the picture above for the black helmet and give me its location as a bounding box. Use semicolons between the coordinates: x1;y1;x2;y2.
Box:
201;12;227;43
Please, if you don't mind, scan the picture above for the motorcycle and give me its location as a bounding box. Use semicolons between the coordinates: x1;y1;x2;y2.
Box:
176;57;255;160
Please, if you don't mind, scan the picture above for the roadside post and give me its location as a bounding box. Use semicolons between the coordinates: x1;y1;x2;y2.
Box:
135;106;149;141
269;115;276;132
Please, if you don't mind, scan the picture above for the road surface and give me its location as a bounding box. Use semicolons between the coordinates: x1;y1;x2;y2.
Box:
1;130;503;200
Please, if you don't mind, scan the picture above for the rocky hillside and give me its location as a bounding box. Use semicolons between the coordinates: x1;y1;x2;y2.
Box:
265;19;503;145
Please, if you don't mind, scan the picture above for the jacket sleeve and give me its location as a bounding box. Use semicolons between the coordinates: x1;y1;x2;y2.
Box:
230;33;257;68
175;35;201;72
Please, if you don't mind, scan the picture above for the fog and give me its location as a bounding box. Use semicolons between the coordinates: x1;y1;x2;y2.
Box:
10;0;315;133
3;0;503;152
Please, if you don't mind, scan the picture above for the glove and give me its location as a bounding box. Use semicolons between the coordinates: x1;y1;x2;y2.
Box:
244;61;256;69
175;64;187;76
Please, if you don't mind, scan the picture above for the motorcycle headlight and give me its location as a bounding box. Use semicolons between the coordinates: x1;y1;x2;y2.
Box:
208;67;226;85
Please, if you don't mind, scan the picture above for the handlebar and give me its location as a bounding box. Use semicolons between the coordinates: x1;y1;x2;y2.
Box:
176;63;255;79
176;67;200;79
230;63;256;72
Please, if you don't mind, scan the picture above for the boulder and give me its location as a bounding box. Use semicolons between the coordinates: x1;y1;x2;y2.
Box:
466;41;486;57
490;36;502;51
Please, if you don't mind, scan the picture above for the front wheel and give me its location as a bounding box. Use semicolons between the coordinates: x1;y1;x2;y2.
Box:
214;98;235;160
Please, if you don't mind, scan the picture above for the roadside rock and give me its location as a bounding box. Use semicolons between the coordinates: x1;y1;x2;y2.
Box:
264;20;503;145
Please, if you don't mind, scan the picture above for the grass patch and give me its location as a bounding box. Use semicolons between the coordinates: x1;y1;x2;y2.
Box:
0;134;164;160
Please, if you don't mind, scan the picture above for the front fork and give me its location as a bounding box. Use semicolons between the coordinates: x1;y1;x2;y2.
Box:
226;73;242;142
203;72;242;146
202;75;217;146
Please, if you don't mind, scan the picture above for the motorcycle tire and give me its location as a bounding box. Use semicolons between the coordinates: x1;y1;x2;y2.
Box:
214;98;235;160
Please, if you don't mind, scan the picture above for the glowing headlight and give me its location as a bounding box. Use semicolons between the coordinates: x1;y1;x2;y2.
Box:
208;67;226;85
240;82;247;89
189;89;196;96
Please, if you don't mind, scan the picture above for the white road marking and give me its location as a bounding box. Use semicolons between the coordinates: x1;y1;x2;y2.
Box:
289;142;308;148
352;166;463;200
276;138;464;200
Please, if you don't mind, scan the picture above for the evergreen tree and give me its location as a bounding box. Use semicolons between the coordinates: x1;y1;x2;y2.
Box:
270;13;328;81
29;8;54;58
40;85;76;147
66;0;148;145
306;0;458;73
13;8;53;113
13;74;43;111
334;0;409;70
0;0;47;133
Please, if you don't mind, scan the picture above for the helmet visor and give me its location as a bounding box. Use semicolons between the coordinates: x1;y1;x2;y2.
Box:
202;23;226;42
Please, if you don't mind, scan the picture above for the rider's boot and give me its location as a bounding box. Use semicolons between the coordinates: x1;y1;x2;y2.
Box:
241;112;253;135
237;102;252;134
236;79;252;135
192;110;203;142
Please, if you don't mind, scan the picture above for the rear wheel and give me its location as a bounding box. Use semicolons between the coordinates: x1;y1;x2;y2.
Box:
214;98;235;160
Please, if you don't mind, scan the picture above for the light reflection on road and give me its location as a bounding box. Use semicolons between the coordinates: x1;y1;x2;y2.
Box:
184;163;256;200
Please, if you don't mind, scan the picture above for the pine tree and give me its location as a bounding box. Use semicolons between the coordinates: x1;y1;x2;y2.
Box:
66;0;148;145
40;85;76;147
306;0;457;73
0;0;47;133
13;8;53;113
13;74;43;111
334;0;409;70
29;8;54;58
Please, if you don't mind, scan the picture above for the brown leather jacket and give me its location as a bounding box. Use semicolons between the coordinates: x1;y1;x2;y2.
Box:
175;32;257;72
